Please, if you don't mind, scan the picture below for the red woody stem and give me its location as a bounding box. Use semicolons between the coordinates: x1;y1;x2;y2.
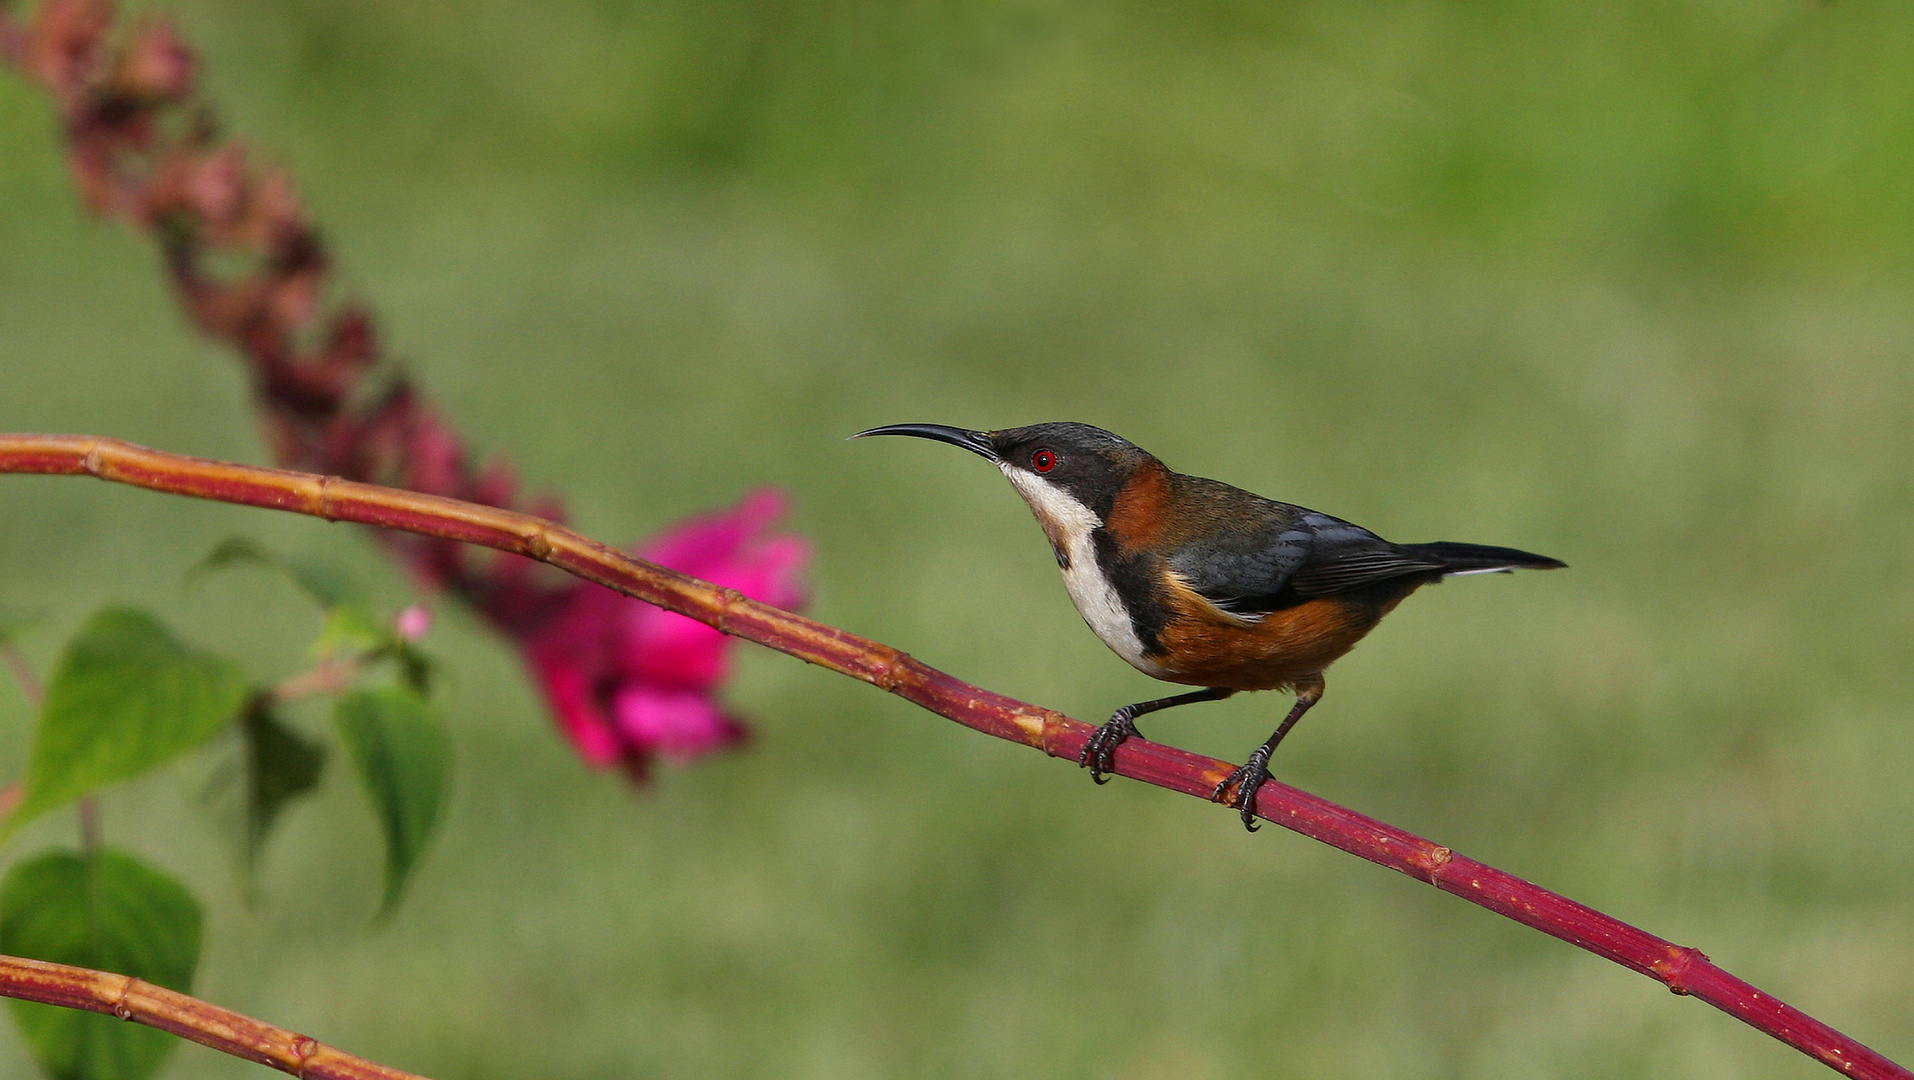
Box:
0;433;1904;1080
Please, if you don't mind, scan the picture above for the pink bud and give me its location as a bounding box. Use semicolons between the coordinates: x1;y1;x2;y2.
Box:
395;604;433;641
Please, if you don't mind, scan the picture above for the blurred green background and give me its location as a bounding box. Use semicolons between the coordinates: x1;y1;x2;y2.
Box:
3;0;1913;1076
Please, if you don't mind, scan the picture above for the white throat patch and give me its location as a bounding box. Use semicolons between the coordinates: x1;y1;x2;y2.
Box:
999;465;1166;677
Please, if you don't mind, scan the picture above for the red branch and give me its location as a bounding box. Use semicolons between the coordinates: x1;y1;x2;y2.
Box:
0;434;1904;1080
0;954;426;1079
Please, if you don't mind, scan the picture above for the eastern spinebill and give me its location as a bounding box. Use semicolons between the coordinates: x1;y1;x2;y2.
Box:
853;422;1564;830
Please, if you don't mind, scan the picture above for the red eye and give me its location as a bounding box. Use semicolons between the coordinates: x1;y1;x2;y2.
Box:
1031;449;1057;472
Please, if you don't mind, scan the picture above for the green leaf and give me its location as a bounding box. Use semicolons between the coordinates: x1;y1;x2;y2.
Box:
200;703;326;878
391;640;435;696
187;537;357;609
0;850;202;1080
333;688;448;914
6;609;250;837
239;705;326;866
311;605;389;660
188;539;395;665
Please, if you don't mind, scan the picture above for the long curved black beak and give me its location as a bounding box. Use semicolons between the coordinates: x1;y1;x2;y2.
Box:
849;423;999;462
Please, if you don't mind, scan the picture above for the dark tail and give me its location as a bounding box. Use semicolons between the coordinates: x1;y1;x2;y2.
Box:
1402;541;1566;577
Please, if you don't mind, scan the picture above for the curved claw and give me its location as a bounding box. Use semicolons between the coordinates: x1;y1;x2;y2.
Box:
1211;752;1273;832
1078;712;1141;784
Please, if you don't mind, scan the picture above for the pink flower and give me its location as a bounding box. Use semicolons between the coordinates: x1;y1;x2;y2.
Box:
519;490;808;780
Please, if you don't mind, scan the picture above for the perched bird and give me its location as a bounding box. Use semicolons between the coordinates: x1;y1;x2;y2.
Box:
852;422;1564;829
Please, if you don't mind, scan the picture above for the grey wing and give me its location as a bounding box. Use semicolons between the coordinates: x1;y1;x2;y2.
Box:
1170;511;1446;618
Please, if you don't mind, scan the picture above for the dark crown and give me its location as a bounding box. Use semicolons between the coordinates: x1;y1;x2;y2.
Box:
988;422;1137;457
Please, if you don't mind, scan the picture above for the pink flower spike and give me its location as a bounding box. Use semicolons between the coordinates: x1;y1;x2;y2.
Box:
517;488;809;780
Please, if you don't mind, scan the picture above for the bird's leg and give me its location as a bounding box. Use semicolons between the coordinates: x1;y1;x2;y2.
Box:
1080;687;1236;784
1212;674;1325;831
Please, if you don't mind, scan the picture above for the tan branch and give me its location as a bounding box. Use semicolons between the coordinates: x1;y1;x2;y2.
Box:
0;953;426;1079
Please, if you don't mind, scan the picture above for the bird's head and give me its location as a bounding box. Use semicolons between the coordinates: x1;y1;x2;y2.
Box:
851;422;1159;558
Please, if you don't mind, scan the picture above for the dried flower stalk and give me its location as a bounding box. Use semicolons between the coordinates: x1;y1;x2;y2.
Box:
0;0;809;779
0;433;1904;1080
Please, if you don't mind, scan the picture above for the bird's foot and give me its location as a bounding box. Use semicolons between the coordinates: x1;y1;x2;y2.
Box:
1210;746;1274;832
1078;710;1143;784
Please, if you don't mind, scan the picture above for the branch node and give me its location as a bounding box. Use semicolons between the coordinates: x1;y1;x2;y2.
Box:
868;647;909;691
315;473;336;520
716;587;745;635
1035;709;1074;755
1420;845;1454;885
522;522;553;561
1652;944;1706;996
111;976;136;1020
291;1034;318;1072
81;440;105;478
